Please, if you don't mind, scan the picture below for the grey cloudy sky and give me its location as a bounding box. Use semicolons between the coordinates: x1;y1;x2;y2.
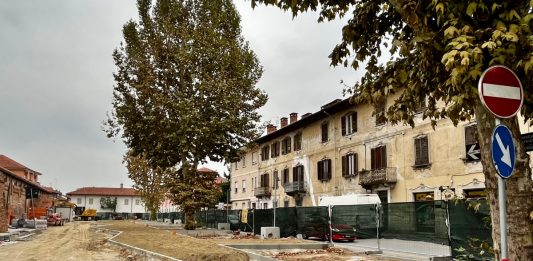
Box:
0;1;361;194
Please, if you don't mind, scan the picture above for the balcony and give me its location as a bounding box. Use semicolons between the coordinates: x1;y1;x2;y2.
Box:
359;167;397;187
283;181;307;196
254;186;271;197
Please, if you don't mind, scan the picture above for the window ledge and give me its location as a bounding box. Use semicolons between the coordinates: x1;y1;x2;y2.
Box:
461;157;481;163
412;163;431;170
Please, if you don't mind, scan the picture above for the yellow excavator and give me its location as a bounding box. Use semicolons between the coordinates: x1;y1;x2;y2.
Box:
79;209;97;221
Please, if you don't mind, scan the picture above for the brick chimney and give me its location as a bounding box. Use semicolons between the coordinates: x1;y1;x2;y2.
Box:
280;117;288;128
301;112;312;119
289;113;298;124
266;124;277;134
120;183;123;189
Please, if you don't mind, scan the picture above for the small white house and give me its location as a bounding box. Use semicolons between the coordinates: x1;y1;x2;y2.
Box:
66;184;146;219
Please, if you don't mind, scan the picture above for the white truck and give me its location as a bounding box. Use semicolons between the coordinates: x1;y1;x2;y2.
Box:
318;194;381;206
54;207;75;223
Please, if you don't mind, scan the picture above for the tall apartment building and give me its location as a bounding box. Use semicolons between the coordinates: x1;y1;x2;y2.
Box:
230;97;486;209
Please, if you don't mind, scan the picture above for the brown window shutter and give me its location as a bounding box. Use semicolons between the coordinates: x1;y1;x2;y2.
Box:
327;159;332;180
353;153;358;174
292;167;297;181
317;161;323;180
371;148;376;170
382;146;387;168
352;112;357;132
287;137;291;153
341;116;346;136
341;156;346;177
421;136;429;165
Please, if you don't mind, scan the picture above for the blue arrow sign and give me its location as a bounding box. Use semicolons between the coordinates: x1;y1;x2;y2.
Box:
491;125;515;178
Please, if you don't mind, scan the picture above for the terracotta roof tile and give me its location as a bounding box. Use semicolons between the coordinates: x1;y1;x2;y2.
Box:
0;155;41;174
198;167;216;173
0;166;57;194
66;187;139;197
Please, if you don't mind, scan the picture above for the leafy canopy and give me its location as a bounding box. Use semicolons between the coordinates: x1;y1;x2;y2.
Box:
107;0;267;169
251;0;533;127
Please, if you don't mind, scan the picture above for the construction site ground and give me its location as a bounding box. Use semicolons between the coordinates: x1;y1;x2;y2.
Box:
0;220;414;260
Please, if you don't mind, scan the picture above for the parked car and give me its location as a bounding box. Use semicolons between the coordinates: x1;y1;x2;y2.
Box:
301;216;356;242
47;213;64;226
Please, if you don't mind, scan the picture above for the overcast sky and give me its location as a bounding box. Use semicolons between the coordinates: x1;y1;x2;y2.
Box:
0;1;362;194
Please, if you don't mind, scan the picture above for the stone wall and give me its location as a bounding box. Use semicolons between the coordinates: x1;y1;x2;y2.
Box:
0;171;28;232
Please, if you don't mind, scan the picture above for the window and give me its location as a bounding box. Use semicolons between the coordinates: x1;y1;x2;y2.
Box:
235;181;238;193
260;173;269;188
317;159;332;181
281;137;291;155
261;146;270;161
88;198;93;205
294;132;302;151
274;170;279;189
341;153;358;177
341;112;357;135
136;199;140;205
252;203;256;209
124;199;129;205
77;198;82;204
251;152;257;164
242;179;246;192
242;156;246;167
271;141;280;158
375;98;386;125
284;200;289;208
414;136;429;167
465;124;480;161
242;202;246;209
292;165;304;182
321;122;329;143
282;168;290;185
371;146;387;170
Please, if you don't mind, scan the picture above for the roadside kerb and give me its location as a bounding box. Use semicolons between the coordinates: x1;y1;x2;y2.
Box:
104;228;182;261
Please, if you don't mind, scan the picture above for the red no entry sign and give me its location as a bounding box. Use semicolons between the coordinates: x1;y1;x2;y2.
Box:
478;65;523;118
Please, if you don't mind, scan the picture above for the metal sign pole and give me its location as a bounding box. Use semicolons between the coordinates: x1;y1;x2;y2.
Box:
495;118;508;260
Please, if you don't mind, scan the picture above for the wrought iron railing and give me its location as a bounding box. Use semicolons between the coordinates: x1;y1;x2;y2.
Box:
254;186;271;197
283;181;307;194
359;167;397;186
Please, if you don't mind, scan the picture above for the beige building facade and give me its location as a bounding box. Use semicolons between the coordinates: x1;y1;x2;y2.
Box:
230;97;486;209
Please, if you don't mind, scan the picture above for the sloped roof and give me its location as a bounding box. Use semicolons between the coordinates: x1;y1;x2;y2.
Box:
66;187;139;197
198;167;216;173
0;166;57;194
0;155;41;174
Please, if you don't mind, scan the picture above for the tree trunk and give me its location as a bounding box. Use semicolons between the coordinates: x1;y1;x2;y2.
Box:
150;210;157;221
474;103;533;260
181;160;199;230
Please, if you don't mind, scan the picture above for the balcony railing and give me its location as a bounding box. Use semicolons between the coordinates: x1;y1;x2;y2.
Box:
254;186;271;197
283;181;307;196
359;167;397;186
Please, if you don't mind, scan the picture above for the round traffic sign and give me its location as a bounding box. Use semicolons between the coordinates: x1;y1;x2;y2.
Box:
491;124;515;179
478;65;523;118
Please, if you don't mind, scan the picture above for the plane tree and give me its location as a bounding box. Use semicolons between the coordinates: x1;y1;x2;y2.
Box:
251;0;533;259
106;0;267;229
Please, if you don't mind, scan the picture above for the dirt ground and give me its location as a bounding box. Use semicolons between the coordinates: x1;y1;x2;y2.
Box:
0;220;408;261
0;222;122;261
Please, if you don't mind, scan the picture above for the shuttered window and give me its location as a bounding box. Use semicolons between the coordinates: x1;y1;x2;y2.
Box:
317;159;332;181
292;165;304;182
415;136;429;166
294;132;302;151
341;112;357;136
261;146;270;161
260;173;269;188
273;171;279;189
321;122;329;143
341;153;357;177
375;98;386;125
281;137;291;155
282;168;290;185
271;141;280;158
371;146;387;170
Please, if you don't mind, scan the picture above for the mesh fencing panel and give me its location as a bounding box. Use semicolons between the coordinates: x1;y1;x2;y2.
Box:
380;201;449;245
449;199;493;260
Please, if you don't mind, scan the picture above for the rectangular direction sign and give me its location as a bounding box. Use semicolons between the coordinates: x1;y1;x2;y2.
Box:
521;132;533;152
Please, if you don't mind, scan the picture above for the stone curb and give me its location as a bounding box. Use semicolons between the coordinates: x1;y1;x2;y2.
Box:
103;228;182;261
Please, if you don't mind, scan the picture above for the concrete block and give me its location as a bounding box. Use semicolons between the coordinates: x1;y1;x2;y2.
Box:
218;223;230;230
260;227;280;239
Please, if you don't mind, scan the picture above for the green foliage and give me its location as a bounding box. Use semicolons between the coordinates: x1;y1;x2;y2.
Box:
100;197;117;212
124;151;171;221
106;0;267;228
251;0;533;127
